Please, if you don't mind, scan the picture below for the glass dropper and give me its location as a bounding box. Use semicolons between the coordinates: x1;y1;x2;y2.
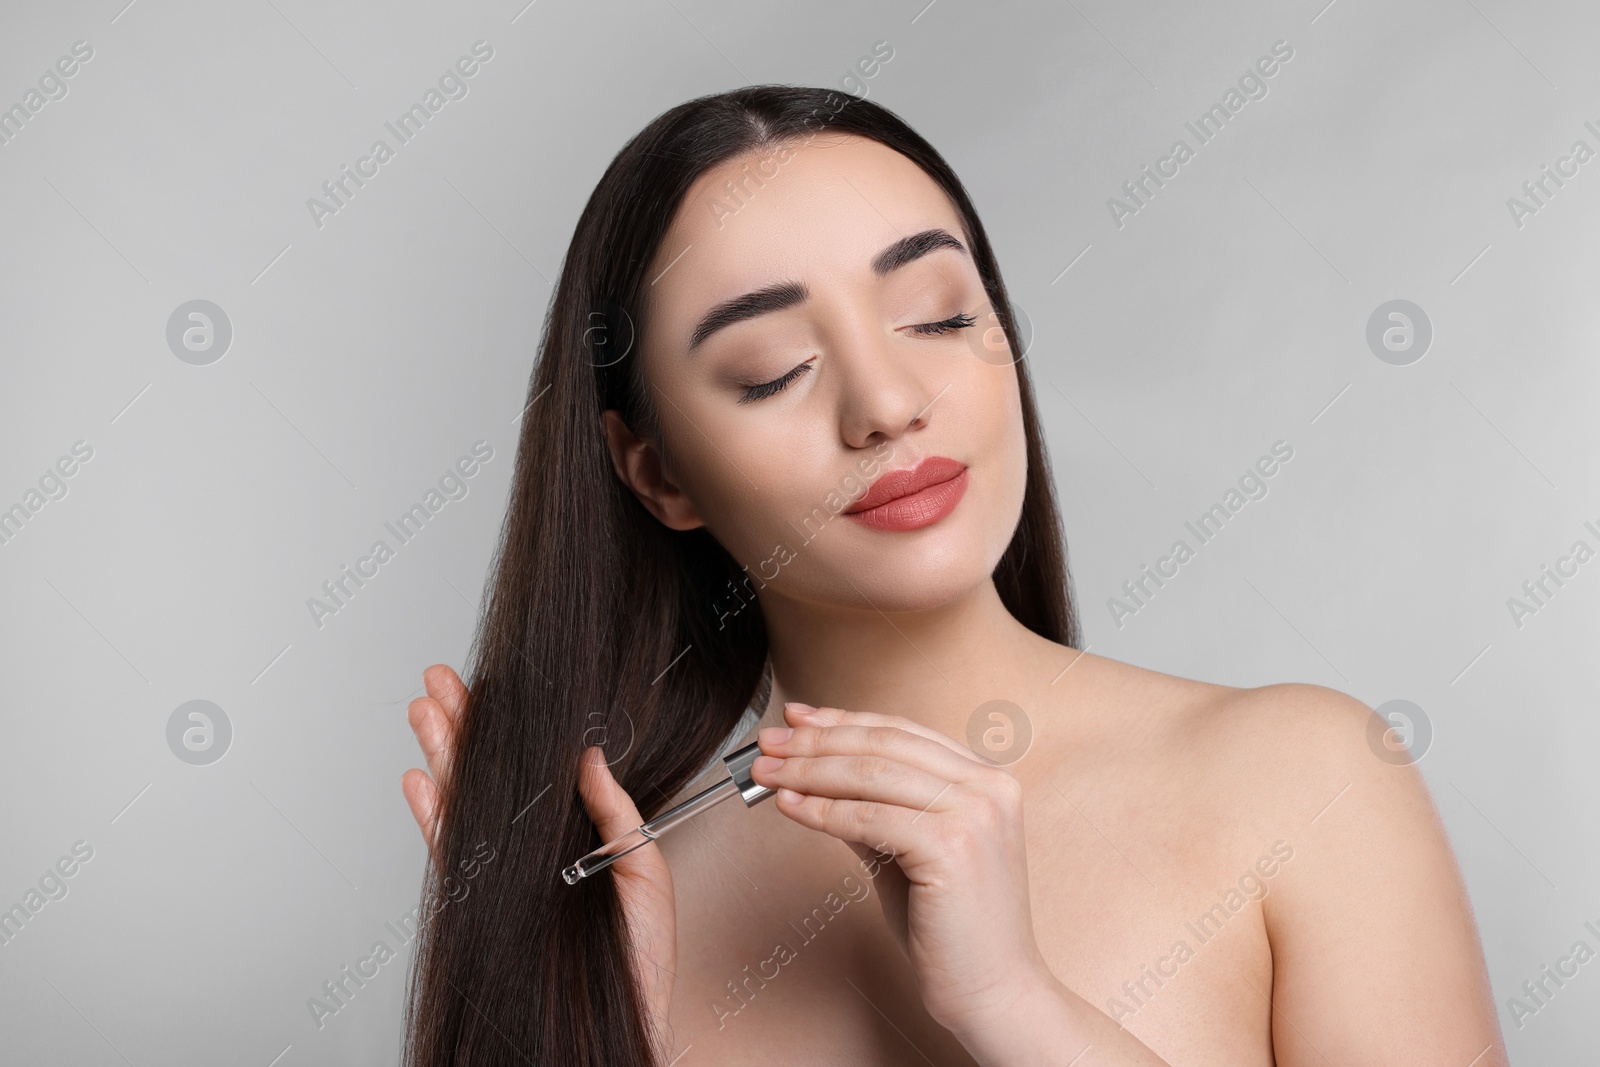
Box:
562;739;774;885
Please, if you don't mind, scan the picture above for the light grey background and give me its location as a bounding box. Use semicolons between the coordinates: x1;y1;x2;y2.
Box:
1;0;1596;1062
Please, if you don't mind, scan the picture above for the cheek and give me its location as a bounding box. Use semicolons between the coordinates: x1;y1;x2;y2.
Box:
963;354;1025;459
1005;372;1028;475
646;373;812;570
662;418;803;561
980;365;1031;546
706;478;797;561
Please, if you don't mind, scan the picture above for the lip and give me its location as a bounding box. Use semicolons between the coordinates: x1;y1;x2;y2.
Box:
845;456;969;532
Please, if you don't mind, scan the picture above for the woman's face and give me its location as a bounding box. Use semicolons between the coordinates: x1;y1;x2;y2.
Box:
621;132;1028;615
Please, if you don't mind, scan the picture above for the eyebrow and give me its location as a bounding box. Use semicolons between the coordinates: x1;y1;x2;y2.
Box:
689;281;808;350
870;227;966;276
686;228;968;351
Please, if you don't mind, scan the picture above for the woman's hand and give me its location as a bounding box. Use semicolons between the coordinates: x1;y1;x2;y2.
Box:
401;665;679;1057
402;664;466;859
573;744;680;1059
748;703;1055;1042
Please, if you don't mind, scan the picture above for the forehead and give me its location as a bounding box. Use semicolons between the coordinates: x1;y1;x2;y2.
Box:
645;134;966;332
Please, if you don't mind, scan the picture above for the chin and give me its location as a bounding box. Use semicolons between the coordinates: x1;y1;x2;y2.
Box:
803;488;1019;614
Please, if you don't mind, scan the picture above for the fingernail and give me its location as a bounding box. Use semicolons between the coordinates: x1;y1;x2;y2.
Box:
786;702;816;716
760;726;793;745
752;754;784;774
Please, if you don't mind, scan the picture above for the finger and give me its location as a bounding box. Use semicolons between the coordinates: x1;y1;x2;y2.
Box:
576;746;646;839
401;767;440;853
575;746;668;882
423;663;468;728
784;702;990;765
762;722;984;784
773;789;930;865
407;696;454;784
751;753;956;814
842;838;913;957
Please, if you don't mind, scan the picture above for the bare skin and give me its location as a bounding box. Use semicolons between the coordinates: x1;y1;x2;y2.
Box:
402;132;1507;1065
406;654;1504;1065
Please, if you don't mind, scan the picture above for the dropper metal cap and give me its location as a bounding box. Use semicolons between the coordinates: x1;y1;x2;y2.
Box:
721;740;776;806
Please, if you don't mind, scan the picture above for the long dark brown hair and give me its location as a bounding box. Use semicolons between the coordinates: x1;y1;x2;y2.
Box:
402;84;1079;1066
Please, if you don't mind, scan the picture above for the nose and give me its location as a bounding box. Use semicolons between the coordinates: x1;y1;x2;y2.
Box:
833;326;946;450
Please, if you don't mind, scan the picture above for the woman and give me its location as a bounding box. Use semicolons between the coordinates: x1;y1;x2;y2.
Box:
397;86;1506;1065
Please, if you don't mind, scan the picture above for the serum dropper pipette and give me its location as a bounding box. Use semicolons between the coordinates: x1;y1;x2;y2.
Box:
562;740;774;885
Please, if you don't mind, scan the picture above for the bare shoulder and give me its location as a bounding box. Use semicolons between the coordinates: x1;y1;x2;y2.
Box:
1157;671;1441;838
1181;682;1502;1062
1070;659;1464;886
1071;655;1418;802
1052;655;1446;870
1187;680;1435;821
1065;659;1501;1060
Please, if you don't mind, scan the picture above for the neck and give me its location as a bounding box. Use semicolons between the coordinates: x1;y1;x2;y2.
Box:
756;578;1074;743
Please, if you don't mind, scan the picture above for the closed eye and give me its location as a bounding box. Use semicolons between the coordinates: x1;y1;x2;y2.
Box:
738;359;814;404
736;312;977;404
906;311;976;336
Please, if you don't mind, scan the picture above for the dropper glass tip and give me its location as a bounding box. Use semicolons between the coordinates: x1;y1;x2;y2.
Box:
561;864;582;885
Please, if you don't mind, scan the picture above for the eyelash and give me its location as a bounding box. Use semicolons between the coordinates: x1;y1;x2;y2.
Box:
737;313;977;404
909;311;977;336
738;361;813;404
